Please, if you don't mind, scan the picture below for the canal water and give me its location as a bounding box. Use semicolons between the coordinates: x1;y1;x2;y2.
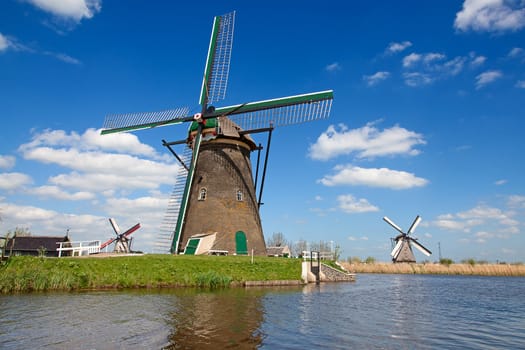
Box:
0;274;524;349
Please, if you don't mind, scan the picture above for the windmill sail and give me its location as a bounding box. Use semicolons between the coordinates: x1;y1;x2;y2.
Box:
200;11;235;106
411;239;432;256
407;215;421;234
101;107;190;135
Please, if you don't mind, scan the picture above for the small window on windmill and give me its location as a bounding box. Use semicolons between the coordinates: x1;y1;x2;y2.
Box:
199;188;207;201
236;190;243;201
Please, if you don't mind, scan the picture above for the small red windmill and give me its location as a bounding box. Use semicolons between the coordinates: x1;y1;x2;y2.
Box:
100;218;141;253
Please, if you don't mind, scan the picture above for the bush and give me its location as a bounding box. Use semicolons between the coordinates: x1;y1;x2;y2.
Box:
347;256;361;264
440;258;453;266
365;256;376;264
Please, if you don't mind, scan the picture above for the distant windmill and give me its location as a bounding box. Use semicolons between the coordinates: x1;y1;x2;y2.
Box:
383;215;431;263
100;218;141;253
100;11;333;255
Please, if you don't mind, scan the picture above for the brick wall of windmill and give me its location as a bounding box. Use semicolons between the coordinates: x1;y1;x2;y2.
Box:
179;138;267;255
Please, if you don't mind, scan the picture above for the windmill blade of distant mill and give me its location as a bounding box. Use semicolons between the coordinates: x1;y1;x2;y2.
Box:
391;239;404;258
199;11;235;107
407;215;422;235
211;90;333;130
383;216;404;234
100;237;116;250
123;223;141;237
101;107;191;135
410;238;432;256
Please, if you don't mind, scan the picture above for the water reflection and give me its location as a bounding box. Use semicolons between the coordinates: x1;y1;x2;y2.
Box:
164;288;267;349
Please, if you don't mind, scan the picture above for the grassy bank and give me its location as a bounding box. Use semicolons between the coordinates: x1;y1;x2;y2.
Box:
341;262;525;276
0;254;302;293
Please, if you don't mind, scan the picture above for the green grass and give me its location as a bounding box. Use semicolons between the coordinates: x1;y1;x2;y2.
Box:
0;255;302;293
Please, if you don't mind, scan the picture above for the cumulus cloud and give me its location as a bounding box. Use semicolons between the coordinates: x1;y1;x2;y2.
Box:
386;41;412;54
0;173;33;191
309;122;426;161
454;0;525;33
26;0;102;22
475;70;503;89
432;202;521;238
17;128;180;194
363;71;390;86
338;194;379;214
318;165;429;189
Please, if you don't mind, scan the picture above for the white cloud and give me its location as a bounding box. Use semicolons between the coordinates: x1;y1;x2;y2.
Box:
432;202;521;240
0;172;33;191
454;0;525;32
21;128;160;158
494;179;507;185
27;0;102;22
402;52;467;86
507;195;525;208
0;33;10;51
403;72;433;86
325;62;341;72
475;70;503;89
337;194;379;213
515;80;525;88
386;41;412;54
44;51;81;65
470;54;487;67
318;165;429;189
363;71;390;86
0;155;16;169
32;185;95;200
309;122;426;161
403;53;422;67
508;47;524;57
17;128;180;194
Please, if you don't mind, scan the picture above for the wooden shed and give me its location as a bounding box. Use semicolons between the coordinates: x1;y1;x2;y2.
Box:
3;236;71;257
266;245;291;258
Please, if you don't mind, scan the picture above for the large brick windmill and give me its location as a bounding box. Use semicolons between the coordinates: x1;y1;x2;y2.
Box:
101;11;333;255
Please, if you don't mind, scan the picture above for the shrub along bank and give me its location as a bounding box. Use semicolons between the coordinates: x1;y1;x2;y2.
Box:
0;254;302;293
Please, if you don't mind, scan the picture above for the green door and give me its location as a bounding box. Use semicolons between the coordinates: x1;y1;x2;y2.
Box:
235;231;248;255
184;238;200;255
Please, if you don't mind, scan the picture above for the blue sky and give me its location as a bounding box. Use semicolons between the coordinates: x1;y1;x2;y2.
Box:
1;0;524;262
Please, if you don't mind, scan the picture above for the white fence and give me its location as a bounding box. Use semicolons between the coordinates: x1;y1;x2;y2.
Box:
57;240;101;257
302;251;334;260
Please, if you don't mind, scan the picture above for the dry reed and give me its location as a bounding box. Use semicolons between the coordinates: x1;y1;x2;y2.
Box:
340;262;525;276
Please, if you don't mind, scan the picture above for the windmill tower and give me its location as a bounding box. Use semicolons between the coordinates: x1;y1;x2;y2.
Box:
383;215;432;263
101;11;333;255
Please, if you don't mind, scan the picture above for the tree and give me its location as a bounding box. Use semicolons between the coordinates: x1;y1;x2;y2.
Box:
293;239;308;257
266;232;288;247
11;227;32;237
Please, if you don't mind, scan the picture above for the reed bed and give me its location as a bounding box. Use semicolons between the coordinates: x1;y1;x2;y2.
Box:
341;262;525;276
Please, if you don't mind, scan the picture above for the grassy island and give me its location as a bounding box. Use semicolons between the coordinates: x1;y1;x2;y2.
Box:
0;254;302;293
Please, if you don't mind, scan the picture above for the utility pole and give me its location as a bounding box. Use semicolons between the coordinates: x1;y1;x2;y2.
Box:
438;242;442;261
